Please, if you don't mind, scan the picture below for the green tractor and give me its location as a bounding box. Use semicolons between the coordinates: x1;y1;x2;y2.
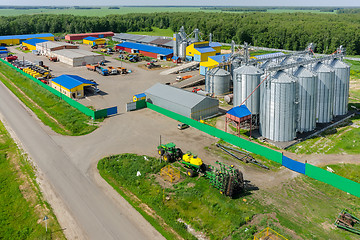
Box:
157;142;183;162
157;142;245;198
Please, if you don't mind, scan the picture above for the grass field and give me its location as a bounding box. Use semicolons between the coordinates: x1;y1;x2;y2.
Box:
0;63;98;135
128;27;174;37
0;120;65;239
0;7;219;16
99;153;360;240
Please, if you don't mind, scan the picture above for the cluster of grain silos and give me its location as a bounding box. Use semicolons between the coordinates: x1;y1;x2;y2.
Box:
222;56;350;142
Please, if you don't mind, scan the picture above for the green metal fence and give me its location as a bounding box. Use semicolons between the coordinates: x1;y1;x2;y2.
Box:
147;102;283;164
0;58;106;119
305;164;360;198
147;102;360;198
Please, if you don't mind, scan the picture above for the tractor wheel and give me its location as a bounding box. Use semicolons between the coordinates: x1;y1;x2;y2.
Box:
176;148;183;160
186;169;195;177
158;149;164;156
163;153;171;162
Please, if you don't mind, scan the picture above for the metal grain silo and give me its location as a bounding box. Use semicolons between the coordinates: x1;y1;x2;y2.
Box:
294;66;318;132
206;68;231;96
313;62;335;123
259;70;297;142
233;65;263;116
330;59;350;116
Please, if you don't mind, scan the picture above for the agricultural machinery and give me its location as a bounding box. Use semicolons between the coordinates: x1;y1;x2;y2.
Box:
157;142;245;198
335;210;360;235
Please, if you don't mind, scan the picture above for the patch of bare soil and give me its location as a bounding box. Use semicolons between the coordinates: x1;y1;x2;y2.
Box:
120;187;184;240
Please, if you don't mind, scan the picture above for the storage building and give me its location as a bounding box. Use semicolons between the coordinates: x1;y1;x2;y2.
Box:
200;54;231;75
65;32;114;40
22;38;48;51
186;41;221;62
51;75;97;99
0;33;54;46
83;37;106;46
115;42;173;60
51;49;104;67
145;83;219;120
112;33;173;48
36;41;78;55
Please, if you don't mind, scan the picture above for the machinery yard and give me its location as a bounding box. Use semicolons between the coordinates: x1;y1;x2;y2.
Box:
0;15;360;240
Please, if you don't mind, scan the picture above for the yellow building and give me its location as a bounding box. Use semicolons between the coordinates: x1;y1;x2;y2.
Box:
83;37;106;46
0;33;54;46
200;54;231;75
51;75;96;99
22;38;49;51
186;41;222;62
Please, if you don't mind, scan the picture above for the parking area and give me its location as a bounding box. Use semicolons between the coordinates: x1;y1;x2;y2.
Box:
8;44;201;112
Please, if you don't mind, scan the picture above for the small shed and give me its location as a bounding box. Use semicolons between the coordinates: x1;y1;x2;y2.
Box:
225;105;252;137
83;37;106;46
51;75;97;99
145;83;219;120
22;38;48;51
133;93;146;102
172;56;181;64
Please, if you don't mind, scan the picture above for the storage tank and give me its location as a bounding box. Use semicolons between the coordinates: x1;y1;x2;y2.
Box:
294;66;318;133
233;65;263;115
179;42;187;59
206;68;231;96
260;70;297;142
280;57;296;74
313;62;335;123
330;59;350;116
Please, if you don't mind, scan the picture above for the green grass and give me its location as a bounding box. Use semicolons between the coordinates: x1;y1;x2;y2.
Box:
0;63;98;135
99;153;360;239
128;27;174;37
0;121;66;240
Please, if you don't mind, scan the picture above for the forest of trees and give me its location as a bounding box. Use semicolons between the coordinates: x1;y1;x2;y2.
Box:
1;12;360;55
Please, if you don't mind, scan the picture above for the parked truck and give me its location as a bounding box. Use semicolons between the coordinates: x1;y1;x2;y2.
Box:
95;66;109;76
6;55;18;62
107;66;118;75
86;64;98;71
117;67;127;74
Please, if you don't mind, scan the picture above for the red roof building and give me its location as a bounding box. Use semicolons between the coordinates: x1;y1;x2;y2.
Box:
65;32;114;40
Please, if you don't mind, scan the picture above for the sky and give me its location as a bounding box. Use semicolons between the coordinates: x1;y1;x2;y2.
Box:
1;0;360;7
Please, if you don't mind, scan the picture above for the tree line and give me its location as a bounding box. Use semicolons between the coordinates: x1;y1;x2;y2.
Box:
1;12;360;55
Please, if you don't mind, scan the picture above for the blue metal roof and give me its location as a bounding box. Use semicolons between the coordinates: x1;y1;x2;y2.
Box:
172;56;180;60
0;50;8;54
0;33;54;41
22;38;48;46
209;42;222;47
0;46;7;50
208;53;231;63
83;37;98;41
52;75;96;90
134;93;146;98
195;47;216;53
116;42;173;56
227;105;251;118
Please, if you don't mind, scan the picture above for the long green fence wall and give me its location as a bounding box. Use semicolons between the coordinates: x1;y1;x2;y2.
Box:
147;102;360;198
147;103;283;164
0;58;106;119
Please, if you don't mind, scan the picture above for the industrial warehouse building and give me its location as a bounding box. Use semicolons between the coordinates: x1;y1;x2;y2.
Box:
52;49;104;67
112;33;173;48
51;75;97;98
145;83;219;120
186;41;222;62
83;37;106;46
35;41;103;67
0;33;54;46
116;42;173;60
22;38;48;51
200;53;231;75
65;32;114;40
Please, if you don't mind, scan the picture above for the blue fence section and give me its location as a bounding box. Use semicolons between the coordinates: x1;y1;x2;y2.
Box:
282;155;306;174
107;106;118;116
